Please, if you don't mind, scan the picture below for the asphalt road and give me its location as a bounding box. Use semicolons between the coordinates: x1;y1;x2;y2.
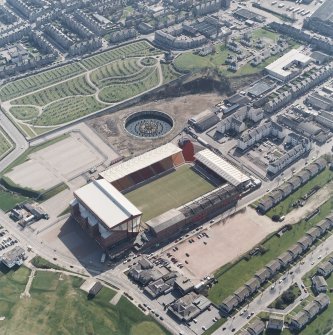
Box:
0;108;28;173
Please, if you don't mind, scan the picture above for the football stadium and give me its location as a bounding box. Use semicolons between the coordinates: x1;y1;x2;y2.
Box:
71;142;251;254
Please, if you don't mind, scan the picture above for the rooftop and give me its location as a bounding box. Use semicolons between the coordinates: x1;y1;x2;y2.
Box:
194;149;250;187
265;49;312;79
74;179;141;229
100;143;182;183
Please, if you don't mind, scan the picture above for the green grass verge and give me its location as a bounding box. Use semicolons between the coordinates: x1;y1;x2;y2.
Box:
0;127;14;159
31;256;63;271
266;168;333;218
0;269;171;335
161;63;182;84
208;197;333;305
0;189;28;212
125;165;216;222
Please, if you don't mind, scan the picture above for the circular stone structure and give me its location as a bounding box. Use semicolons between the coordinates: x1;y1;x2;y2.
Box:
125;110;174;139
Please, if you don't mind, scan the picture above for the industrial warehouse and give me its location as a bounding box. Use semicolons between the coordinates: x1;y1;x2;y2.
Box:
70;142;250;253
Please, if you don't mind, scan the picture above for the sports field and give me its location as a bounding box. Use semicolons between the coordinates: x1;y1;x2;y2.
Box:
0;267;170;335
125;165;215;222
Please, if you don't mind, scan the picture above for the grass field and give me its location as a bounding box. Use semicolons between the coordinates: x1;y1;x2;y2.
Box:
174;27;300;77
0;128;13;159
0;63;84;101
208;197;333;305
0;189;28;212
125;165;215;222
0;268;170;335
266;168;333;218
9;106;39;121
2;40;171;136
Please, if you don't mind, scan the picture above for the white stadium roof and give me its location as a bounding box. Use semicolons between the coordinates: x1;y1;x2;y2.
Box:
194;149;250;187
100;143;182;183
265;49;312;80
74;179;141;229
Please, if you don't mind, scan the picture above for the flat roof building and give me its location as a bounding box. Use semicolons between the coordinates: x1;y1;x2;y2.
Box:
71;179;142;249
265;49;312;81
1;246;25;268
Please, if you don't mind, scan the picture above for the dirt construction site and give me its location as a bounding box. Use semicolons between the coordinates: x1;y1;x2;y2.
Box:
86;92;223;158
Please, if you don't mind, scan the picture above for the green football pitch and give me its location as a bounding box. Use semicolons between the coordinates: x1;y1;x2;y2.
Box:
125;165;216;222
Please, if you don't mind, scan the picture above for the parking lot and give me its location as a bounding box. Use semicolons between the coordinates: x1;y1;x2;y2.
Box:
163;208;276;279
187;305;221;335
244;138;286;173
0;225;19;255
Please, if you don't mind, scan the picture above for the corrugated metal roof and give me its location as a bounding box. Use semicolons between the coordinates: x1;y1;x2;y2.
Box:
146;208;185;234
194;149;250;187
100;143;182;183
74;179;141;229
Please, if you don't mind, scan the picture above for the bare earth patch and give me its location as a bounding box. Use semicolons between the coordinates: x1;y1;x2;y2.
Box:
165;207;276;279
86;93;223;158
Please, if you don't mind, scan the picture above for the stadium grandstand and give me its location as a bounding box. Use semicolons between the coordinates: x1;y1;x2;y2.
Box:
70;179;142;249
194;149;251;189
138;184;240;247
100;143;185;191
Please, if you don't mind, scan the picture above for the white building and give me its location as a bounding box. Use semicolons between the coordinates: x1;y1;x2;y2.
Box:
265;49;312;81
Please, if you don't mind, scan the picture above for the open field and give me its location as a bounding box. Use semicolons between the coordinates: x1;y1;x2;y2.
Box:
1;40;182;136
167;207;276;279
266;168;333;218
0;189;28;212
0;268;170;335
208;197;333;305
0;127;13;159
125;165;215;222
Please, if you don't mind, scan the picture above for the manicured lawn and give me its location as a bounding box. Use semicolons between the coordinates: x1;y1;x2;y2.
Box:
266;168;333;218
3;40;163;133
0;270;171;335
161;63;182;83
174;45;231;72
0;189;28;212
0;128;13;159
0;63;84;101
35;96;106;126
208;197;333;304
12;75;95;107
125;165;216;222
